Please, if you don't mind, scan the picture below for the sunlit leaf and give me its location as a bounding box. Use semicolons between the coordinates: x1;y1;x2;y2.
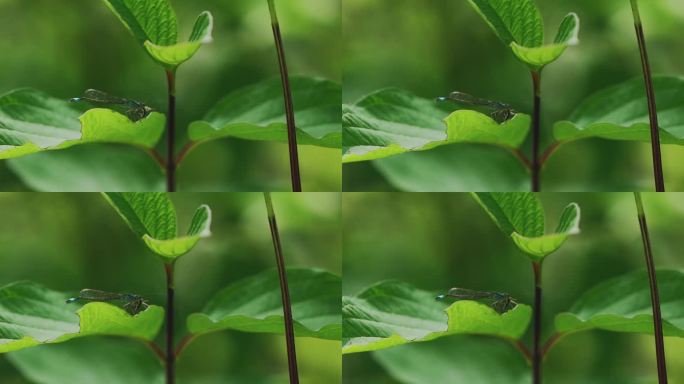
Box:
342;280;531;354
343;88;530;163
188;268;341;340
554;76;684;145
0;282;163;353
189;77;341;149
0;89;164;160
555;269;684;336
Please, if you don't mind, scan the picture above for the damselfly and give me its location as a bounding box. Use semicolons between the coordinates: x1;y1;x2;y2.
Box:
436;287;518;314
437;91;516;123
70;89;153;122
66;289;149;315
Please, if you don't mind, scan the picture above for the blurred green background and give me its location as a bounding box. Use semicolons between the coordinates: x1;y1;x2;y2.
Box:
342;0;684;191
0;192;341;383
342;193;684;383
0;0;341;191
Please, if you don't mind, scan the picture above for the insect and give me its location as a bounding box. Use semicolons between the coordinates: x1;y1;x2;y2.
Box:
437;91;516;123
70;89;153;122
66;289;149;315
436;287;518;314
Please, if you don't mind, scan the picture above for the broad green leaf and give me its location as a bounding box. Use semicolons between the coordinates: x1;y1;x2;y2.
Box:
188;77;341;149
372;144;528;192
102;0;212;68
103;193;212;260
467;0;579;70
103;193;177;239
7;144;165;192
102;0;178;46
554;76;684;145
472;193;580;260
342;88;530;163
187;268;341;340
7;337;164;384
0;89;164;160
467;0;543;47
555;269;684;336
373;336;530;384
0;281;164;353
342;280;531;354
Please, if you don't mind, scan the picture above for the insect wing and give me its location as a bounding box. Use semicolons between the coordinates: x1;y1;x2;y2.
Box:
82;89;131;105
446;287;492;300
77;289;126;302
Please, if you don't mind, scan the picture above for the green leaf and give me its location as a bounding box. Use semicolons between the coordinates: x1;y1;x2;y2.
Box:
144;11;214;68
188;77;341;149
102;0;178;46
555;269;684;336
372;144;529;192
103;193;212;260
373;336;530;384
554;76;684;145
7;337;164;384
187;268;341;340
472;193;580;260
102;0;212;68
0;89;164;160
7;144;165;192
342;89;530;163
342;280;531;354
467;0;579;70
467;0;543;47
0;281;164;353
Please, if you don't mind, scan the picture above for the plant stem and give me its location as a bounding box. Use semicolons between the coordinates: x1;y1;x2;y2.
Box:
175;334;196;358
164;262;176;384
263;192;299;384
530;71;542;192
267;0;302;192
166;69;177;192
532;261;543;384
145;341;166;363
634;192;668;383
630;0;665;192
541;332;563;358
510;339;532;363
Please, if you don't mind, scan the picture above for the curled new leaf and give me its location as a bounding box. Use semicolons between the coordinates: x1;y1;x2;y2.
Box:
472;193;580;260
467;0;579;70
102;0;213;68
102;193;212;261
